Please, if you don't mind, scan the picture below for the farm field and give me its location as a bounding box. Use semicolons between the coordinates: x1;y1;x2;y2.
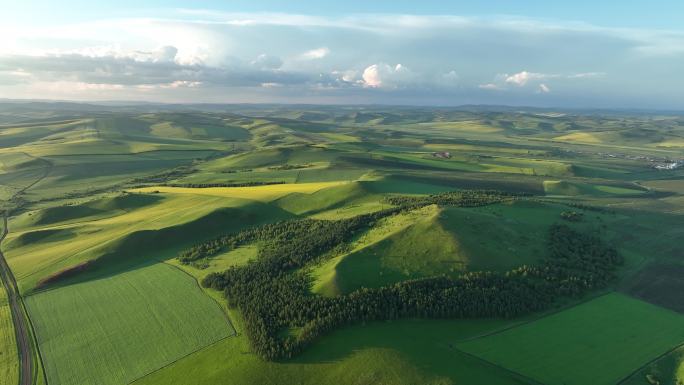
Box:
458;294;684;385
3;193;293;293
133;317;532;385
623;344;684;385
24;263;234;385
0;103;682;385
0;285;19;385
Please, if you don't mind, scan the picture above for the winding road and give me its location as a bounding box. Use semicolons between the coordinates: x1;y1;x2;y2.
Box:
0;156;51;385
0;214;35;385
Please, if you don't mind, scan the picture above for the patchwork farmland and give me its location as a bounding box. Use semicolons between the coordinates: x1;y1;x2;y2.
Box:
0;103;683;385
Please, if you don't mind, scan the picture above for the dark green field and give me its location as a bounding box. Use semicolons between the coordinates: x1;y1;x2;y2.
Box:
1;102;683;385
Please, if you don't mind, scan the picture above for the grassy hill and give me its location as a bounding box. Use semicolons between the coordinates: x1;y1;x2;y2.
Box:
0;104;683;385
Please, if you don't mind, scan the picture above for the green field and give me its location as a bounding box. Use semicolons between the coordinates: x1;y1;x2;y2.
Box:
0;285;19;385
133;316;531;385
458;294;684;385
4;193;293;293
623;344;684;385
1;103;683;385
24;263;233;385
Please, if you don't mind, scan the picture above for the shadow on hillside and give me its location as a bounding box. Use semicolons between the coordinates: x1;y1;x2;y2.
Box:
31;201;294;293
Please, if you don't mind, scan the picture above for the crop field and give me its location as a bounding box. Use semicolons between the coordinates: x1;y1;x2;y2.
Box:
133;316;531;385
623;263;684;313
131;181;348;201
0;104;683;385
0;286;19;385
4;193;292;292
623;344;684;385
24;263;233;385
458;294;684;385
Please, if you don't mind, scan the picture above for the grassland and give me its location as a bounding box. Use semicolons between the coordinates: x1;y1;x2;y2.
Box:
312;200;570;295
458;294;684;385
1;103;683;385
24;263;233;385
4;193;293;292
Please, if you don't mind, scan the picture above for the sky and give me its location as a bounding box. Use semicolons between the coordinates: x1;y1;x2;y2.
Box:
1;1;683;108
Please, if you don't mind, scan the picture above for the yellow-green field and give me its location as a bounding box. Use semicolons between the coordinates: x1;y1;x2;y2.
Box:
131;181;348;201
0;285;19;385
25;263;233;385
1;105;683;385
4;193;293;292
458;294;684;385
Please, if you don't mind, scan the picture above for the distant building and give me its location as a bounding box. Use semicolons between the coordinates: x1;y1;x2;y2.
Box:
432;151;451;159
654;161;684;170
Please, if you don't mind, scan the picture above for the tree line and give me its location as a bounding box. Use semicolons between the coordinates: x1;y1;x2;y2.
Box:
180;189;621;360
179;190;512;266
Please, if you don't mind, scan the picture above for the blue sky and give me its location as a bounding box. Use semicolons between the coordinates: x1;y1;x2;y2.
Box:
1;1;683;108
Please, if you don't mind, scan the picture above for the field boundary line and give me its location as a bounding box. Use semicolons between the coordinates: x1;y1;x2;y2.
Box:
42;148;222;158
616;341;684;384
457;290;613;343
161;260;238;335
451;346;544;385
126;335;233;385
0;155;53;385
20;294;48;385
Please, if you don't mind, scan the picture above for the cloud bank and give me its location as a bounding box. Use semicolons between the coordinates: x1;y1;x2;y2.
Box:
0;12;682;107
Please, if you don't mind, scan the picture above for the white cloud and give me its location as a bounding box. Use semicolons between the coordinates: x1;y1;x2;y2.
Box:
331;69;358;83
361;63;416;88
0;10;681;106
568;72;605;79
479;83;501;90
361;64;384;87
505;71;549;86
538;83;551;93
301;47;330;60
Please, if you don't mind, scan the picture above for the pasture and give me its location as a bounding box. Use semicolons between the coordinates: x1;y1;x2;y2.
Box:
24;263;233;385
458;293;684;385
317;200;565;295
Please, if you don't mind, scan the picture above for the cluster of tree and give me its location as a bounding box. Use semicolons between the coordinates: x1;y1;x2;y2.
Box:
201;220;621;360
131;165;196;184
383;190;522;208
160;181;286;188
560;210;584;222
180;190;516;266
566;202;611;213
267;163;312;171
179;207;402;265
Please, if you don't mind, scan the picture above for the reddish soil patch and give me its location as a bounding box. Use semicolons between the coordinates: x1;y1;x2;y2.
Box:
36;260;94;289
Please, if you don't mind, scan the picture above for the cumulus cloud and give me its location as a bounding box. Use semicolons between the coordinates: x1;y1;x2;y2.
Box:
0;48;308;88
538;83;551;93
300;47;330;60
0;11;681;106
362;63;416;88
